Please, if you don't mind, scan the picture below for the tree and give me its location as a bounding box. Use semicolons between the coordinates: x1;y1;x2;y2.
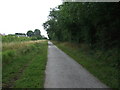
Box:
34;29;42;39
34;29;41;36
43;2;120;49
26;30;34;37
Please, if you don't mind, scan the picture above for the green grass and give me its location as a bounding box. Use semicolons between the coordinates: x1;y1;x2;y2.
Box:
2;35;47;43
2;40;48;88
14;42;47;88
53;41;119;89
2;35;31;43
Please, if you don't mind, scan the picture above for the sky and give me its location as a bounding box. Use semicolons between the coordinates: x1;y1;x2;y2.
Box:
0;0;62;37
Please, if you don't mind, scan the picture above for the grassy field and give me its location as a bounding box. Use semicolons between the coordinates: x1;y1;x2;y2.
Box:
53;41;119;89
2;40;48;88
2;35;31;43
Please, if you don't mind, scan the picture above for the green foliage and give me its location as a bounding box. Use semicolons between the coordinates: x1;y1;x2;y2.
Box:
2;41;48;88
34;29;42;39
34;29;41;36
26;30;34;37
26;29;45;40
43;2;120;49
31;36;38;40
2;50;16;64
2;35;31;43
2;33;46;43
43;4;120;88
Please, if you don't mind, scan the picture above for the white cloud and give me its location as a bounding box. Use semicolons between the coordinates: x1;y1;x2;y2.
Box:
0;0;62;37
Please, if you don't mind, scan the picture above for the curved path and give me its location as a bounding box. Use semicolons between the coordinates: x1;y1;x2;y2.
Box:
44;41;108;88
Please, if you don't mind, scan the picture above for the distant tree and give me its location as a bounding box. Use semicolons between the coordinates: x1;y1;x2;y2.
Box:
26;30;34;37
34;29;41;36
34;29;42;39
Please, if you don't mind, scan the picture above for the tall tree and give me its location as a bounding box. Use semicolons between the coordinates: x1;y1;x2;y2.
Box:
43;2;120;49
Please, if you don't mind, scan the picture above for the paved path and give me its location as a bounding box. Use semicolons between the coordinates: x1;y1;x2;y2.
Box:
44;41;108;88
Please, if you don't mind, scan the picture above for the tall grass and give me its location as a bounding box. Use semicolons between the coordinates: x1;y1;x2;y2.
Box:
3;40;45;51
2;40;48;88
2;35;31;43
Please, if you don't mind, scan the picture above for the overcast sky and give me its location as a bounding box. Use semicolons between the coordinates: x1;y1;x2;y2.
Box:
0;0;62;37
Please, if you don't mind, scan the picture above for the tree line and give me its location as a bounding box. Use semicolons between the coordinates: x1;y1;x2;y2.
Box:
27;29;47;40
2;29;47;42
43;2;120;50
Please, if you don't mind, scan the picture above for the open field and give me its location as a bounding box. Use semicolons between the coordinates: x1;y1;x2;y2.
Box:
2;35;31;43
2;40;48;88
53;41;119;88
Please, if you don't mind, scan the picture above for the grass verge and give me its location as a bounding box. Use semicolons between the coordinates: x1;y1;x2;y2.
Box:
2;40;48;88
53;41;119;89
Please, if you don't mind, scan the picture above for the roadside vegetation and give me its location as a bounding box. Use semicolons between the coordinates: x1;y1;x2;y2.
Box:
2;29;47;43
2;35;31;43
2;39;48;88
43;2;119;88
53;41;119;88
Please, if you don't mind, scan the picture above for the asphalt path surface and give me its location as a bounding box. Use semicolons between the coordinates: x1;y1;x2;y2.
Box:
44;41;109;88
